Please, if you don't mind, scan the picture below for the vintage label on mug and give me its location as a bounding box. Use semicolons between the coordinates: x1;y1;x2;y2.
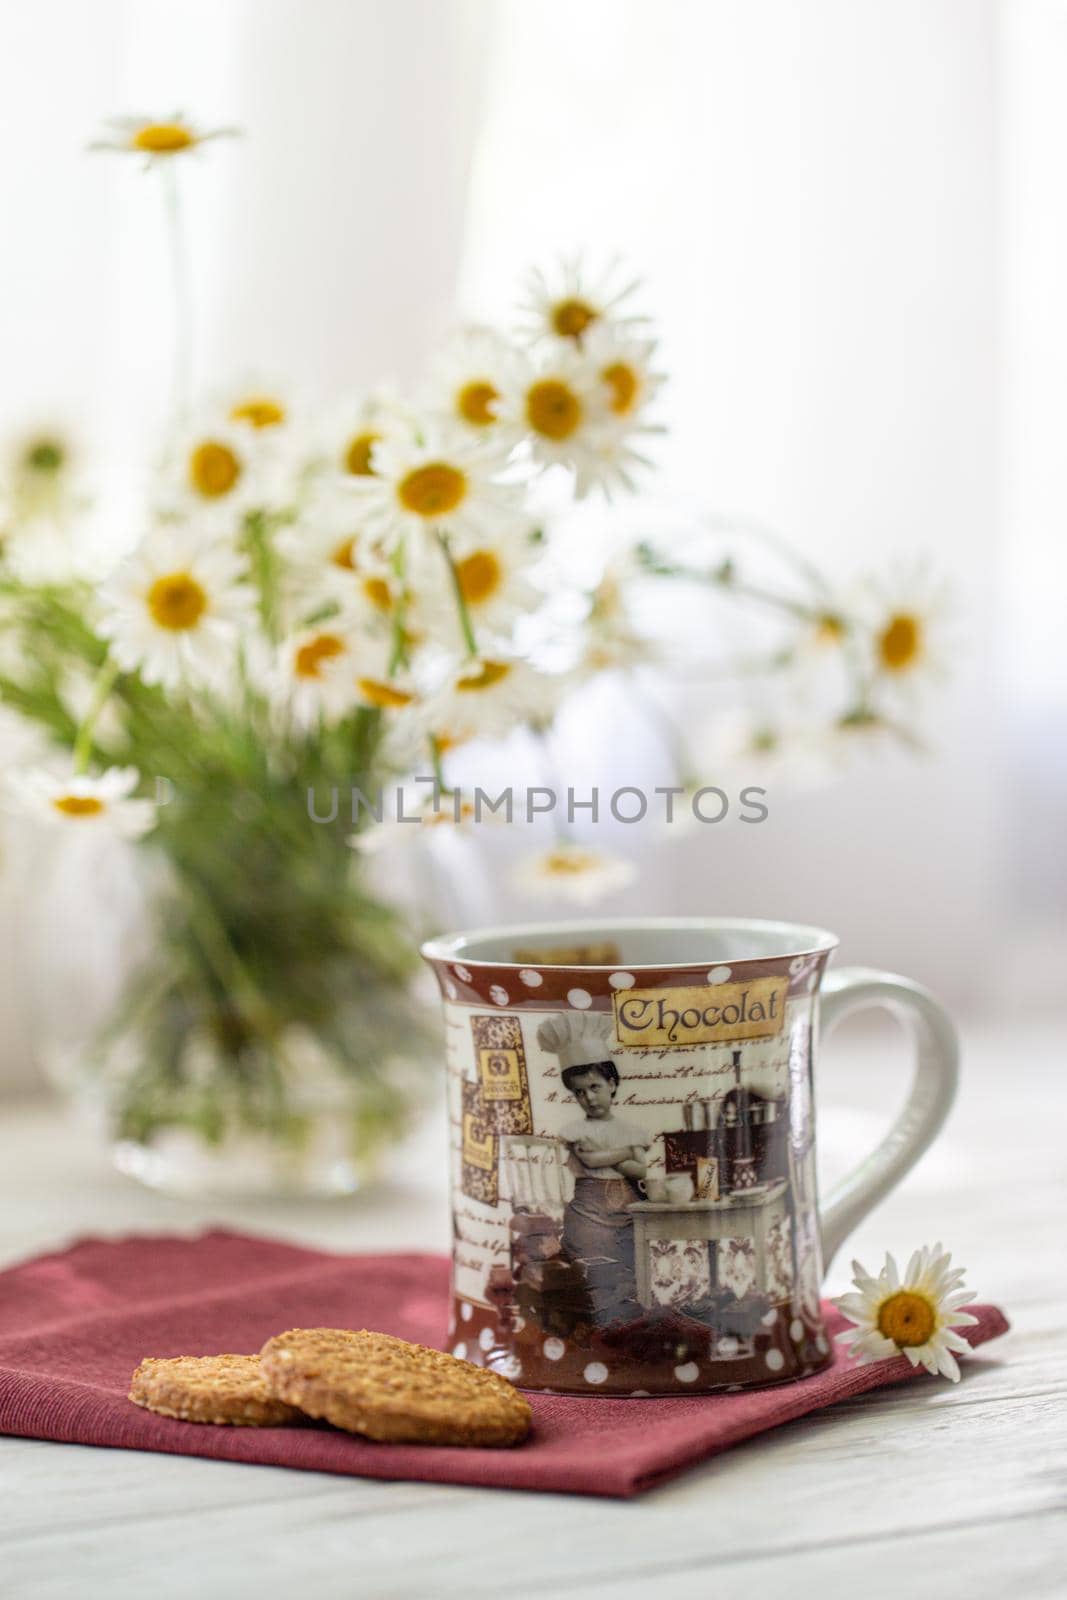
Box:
471;1015;533;1120
613;976;788;1048
460;1080;499;1206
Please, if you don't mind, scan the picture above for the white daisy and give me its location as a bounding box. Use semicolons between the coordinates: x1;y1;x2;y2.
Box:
858;565;955;700
834;1244;979;1382
1;422;87;526
512;842;637;905
96;525;257;690
421;655;563;750
344;630;419;713
424;326;528;433
583;323;665;427
275;491;397;624
347;425;526;557
412;527;541;646
317;391;416;482
350;790;494;856
4;766;155;838
687;708;837;791
89;114;238;164
498;344;615;498
276;623;364;729
519;255;649;347
157;418;267;521
222;382;294;436
575;557;659;675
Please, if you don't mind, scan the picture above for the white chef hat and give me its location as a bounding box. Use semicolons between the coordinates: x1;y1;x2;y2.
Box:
536;1011;615;1070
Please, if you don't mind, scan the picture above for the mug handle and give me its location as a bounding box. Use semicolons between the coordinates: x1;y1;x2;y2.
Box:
817;966;959;1269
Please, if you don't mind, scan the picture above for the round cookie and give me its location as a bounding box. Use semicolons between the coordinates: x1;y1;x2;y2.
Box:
259;1328;531;1447
129;1354;300;1427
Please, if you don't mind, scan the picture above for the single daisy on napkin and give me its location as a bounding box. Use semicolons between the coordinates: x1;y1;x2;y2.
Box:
834;1243;979;1382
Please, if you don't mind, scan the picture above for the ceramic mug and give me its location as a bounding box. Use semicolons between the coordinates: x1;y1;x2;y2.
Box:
421;917;958;1396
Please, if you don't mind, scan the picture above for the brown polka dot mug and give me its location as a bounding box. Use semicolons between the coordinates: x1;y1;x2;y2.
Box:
421;917;958;1396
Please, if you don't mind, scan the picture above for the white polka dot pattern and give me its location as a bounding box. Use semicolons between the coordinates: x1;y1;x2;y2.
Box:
488;985;509;1007
567;988;592;1010
608;971;635;989
583;1361;608;1385
706;966;732;984
542;1337;565;1361
518;969;543;987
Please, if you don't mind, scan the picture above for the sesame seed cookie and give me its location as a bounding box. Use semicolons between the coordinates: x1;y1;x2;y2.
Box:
259;1328;532;1447
129;1354;300;1427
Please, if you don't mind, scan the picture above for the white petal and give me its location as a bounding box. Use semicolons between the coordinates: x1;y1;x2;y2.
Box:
936;1346;961;1382
939;1328;973;1354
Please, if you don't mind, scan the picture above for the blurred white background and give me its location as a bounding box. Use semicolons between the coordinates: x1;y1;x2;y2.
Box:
0;0;1063;1095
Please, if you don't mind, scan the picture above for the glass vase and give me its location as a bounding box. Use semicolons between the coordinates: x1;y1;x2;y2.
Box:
22;824;437;1198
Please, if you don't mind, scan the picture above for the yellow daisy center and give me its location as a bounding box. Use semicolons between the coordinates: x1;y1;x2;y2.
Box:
24;438;65;474
526;379;582;441
456;659;511;692
357;678;414;709
230;396;286;429
457;380;499;427
132;122;195;154
551;298;597;340
344;431;380;476
397;462;468;518
544;849;595;875
362;576;393;612
189;440;241;499
52;795;105;818
146;572;209;632
878;612;924;672
816;612;847;644
602;361;639;415
876;1289;936;1347
294;633;345;680
331;537;358;571
456;549;503;606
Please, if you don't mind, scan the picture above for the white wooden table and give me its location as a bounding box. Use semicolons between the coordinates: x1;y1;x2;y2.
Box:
1;1017;1065;1600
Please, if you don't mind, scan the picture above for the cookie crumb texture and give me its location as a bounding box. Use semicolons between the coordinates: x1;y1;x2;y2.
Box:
260;1327;532;1447
129;1354;300;1427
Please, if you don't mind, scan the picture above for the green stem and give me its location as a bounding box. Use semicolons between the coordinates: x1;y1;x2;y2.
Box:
243;510;280;642
388;537;411;674
436;532;479;658
72;658;121;773
428;734;448;795
180;876;287;1049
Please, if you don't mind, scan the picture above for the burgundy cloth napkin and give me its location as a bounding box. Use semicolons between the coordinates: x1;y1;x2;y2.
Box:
0;1229;1008;1498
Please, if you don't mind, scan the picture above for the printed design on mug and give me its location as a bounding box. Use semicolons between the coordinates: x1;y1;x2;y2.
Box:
443;982;829;1394
460;1080;499;1207
613;976;788;1048
472;1013;532;1109
460;1015;534;1206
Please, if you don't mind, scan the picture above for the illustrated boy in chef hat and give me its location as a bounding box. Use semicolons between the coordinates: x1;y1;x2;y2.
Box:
537;1013;650;1323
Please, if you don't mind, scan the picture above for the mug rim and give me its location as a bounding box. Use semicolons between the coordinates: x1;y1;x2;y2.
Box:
420;915;839;970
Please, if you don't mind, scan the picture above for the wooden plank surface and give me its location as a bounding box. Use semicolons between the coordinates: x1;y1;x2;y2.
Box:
1;1017;1064;1599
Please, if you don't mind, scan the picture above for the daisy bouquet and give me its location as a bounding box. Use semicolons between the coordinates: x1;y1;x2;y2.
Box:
0;115;947;1190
